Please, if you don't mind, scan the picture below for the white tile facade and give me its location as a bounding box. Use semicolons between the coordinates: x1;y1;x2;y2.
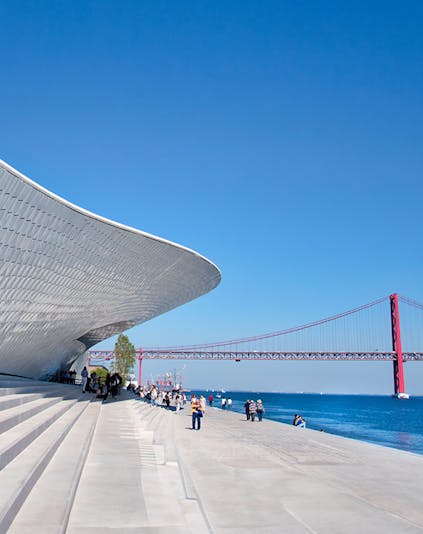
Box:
0;161;221;379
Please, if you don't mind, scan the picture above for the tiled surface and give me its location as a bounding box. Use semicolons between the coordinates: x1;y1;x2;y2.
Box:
0;161;221;379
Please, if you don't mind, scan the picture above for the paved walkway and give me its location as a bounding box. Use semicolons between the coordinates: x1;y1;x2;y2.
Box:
171;404;423;533
64;395;213;533
67;396;423;532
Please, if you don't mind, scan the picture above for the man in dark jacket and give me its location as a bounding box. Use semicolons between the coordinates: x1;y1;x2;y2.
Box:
244;400;250;420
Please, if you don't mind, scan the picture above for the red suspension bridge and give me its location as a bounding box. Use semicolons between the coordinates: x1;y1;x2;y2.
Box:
88;293;423;398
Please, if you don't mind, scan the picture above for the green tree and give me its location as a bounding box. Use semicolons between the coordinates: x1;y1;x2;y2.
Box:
113;334;136;380
91;367;108;380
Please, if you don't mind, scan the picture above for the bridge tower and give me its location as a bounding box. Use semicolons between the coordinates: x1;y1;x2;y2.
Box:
137;348;143;387
390;293;408;399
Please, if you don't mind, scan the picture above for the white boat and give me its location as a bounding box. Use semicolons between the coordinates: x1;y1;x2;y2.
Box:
395;392;410;399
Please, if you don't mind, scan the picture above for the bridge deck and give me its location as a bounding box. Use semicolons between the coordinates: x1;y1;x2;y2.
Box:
89;349;423;361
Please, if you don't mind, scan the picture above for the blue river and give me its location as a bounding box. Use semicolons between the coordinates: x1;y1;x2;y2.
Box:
194;390;423;455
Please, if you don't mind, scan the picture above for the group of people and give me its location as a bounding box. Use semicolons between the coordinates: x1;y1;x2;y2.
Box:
80;366;123;402
141;384;187;412
79;372;308;431
244;399;265;421
127;383;189;413
56;369;78;384
130;384;310;432
131;384;206;429
220;397;232;409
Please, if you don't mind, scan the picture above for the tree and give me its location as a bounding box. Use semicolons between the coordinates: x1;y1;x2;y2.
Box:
113;334;136;381
91;367;108;380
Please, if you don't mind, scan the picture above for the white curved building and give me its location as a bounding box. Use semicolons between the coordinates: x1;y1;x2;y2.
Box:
0;160;221;379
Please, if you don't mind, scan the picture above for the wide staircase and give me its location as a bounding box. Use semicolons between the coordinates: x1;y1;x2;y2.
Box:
0;375;97;533
0;378;209;533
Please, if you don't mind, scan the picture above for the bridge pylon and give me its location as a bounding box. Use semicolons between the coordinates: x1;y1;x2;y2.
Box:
137;348;143;387
390;293;409;399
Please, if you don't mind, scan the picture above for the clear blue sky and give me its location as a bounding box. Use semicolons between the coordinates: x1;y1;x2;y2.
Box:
1;1;423;393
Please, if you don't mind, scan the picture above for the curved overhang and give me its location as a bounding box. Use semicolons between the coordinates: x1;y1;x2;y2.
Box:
0;159;221;379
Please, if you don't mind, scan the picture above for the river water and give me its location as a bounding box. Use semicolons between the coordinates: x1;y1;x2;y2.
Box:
195;391;423;455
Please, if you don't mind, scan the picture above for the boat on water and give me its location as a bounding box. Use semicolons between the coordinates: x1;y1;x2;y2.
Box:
394;392;410;399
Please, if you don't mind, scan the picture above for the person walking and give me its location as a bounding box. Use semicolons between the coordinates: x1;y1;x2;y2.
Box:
191;397;203;430
81;366;88;393
244;400;251;420
197;402;204;429
227;397;233;409
249;399;257;422
208;394;214;406
150;385;158;406
200;395;206;414
175;393;182;413
256;399;265;421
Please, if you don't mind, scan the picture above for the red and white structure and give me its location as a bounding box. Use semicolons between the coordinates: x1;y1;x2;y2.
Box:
89;293;421;397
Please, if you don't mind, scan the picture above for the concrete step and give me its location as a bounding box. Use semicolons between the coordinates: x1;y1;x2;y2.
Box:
0;375;49;385
66;397;201;533
151;408;168;438
0;393;52;412
152;412;173;466
0;377;37;386
0;398;82;471
7;401;101;534
163;415;178;464
151;408;170;445
144;408;164;432
131;403;207;530
132;398;149;411
0;380;79;406
0;396;63;435
0;383;78;397
131;404;171;465
0;398;91;533
66;400;151;532
0;376;52;387
133;405;154;429
134;402;161;426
